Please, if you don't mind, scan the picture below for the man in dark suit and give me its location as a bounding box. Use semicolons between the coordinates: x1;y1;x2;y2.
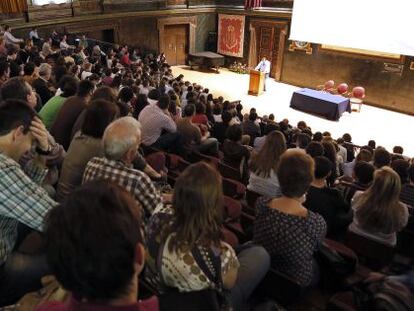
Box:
32;63;54;106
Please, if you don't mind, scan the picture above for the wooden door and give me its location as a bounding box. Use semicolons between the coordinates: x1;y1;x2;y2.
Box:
164;25;188;66
250;20;288;81
257;26;275;68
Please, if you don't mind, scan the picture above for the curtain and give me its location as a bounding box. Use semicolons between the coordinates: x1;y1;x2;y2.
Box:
245;0;262;9
0;0;28;13
248;26;257;68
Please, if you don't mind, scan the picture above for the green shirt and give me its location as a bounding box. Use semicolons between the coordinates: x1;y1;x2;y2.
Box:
39;95;66;129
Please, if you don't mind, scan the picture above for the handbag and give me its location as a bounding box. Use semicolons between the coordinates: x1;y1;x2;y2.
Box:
156;239;232;311
317;240;358;278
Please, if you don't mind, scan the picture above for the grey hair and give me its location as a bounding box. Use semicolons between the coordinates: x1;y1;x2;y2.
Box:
38;63;51;77
103;116;141;161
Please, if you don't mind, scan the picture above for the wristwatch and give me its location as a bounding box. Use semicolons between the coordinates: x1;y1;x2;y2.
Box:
35;144;52;155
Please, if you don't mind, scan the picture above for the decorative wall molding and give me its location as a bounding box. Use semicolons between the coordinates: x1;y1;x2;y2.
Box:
288;41;312;55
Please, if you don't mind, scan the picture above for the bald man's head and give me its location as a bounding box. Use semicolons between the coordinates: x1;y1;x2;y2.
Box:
103;117;141;162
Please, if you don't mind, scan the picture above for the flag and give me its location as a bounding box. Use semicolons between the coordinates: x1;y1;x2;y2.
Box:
245;0;262;9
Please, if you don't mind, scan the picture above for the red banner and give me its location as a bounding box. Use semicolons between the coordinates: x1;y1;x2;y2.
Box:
217;14;245;58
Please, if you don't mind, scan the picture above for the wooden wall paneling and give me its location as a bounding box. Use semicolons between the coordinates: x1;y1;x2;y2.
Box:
215;0;244;8
158;16;197;54
65;21;120;43
103;0;164;12
273;23;287;80
262;0;293;9
28;2;74;21
77;0;102;15
188;0;216;7
118;17;159;52
166;0;187;8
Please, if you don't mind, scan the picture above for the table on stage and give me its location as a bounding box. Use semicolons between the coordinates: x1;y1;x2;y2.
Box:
290;88;351;121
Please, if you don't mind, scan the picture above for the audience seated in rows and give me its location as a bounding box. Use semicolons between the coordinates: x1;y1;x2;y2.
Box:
349;166;409;246
339;161;375;204
56;99;118;202
32;63;54;106
0;27;413;308
253;150;327;287
248;130;286;198
1;77;65;192
147;162;270;311
177;103;219;156
37;181;159;311
39;75;78;129
304;156;352;239
138;93;181;154
50;80;95;150
82;117;163;221
0;100;56;305
400;164;414;207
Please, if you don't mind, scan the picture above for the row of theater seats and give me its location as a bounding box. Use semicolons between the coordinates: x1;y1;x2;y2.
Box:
141;146;414;309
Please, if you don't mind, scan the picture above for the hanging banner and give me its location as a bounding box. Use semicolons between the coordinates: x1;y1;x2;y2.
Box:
217;14;245;58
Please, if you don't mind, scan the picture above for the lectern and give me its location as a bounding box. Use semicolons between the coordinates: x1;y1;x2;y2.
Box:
248;70;265;96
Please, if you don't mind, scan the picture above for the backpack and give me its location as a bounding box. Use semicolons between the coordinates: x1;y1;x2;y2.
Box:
352;277;414;311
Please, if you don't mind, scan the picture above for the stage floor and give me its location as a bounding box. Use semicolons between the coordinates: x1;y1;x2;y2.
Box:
172;66;414;157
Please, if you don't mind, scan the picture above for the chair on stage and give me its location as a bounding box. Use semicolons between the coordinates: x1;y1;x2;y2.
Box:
337;83;349;95
316;80;335;92
349;86;365;112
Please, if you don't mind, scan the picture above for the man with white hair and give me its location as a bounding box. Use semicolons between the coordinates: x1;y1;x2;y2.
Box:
83;117;162;220
32;63;54;106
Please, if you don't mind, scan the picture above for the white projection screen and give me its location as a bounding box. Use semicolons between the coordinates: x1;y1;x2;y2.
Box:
32;0;69;5
289;0;414;57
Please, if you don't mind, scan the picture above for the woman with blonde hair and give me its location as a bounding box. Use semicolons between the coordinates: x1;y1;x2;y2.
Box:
349;166;409;246
147;162;269;311
248;130;286;197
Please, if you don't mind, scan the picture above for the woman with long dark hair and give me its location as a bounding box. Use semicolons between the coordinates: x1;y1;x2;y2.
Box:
322;141;338;186
147;162;269;311
248;130;286;197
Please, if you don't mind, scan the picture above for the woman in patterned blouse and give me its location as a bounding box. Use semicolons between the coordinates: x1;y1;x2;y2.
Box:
253;149;327;287
147;162;270;310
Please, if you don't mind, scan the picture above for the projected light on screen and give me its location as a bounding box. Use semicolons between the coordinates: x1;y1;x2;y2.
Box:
32;0;69;5
289;0;414;57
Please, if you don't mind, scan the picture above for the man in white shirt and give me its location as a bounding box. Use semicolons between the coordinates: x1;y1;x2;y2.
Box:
3;26;23;50
29;27;41;44
138;94;181;154
59;34;70;50
255;56;271;91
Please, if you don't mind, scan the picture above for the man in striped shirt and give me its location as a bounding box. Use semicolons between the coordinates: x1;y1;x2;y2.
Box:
0;100;57;305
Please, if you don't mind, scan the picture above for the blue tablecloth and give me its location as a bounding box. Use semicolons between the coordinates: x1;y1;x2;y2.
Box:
290;88;351;121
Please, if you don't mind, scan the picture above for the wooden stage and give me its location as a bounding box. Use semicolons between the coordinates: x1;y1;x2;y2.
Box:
172;66;414;157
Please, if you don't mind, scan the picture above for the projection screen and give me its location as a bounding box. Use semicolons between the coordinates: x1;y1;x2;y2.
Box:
289;0;414;57
32;0;69;5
